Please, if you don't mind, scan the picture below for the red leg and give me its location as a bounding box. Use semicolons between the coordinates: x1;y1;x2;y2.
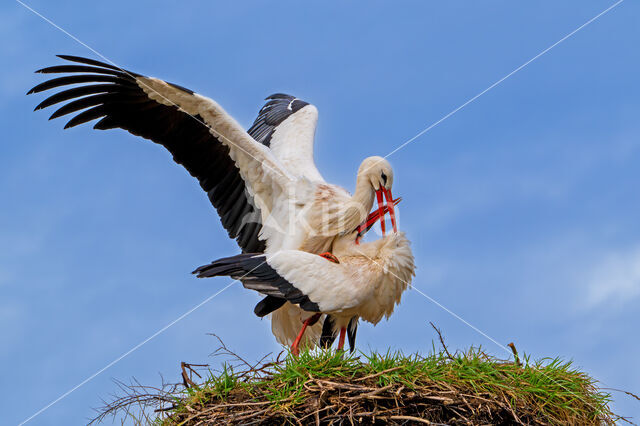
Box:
291;314;321;356
337;327;347;351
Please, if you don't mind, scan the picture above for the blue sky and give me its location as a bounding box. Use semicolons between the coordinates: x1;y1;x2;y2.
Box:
1;1;639;423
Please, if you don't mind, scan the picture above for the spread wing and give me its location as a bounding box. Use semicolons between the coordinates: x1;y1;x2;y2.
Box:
28;55;295;252
248;93;324;182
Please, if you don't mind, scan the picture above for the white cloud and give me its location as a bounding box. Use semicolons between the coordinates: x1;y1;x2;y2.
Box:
585;247;640;309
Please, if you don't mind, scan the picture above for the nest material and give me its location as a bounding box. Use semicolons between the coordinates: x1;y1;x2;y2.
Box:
169;374;550;425
93;337;619;425
163;356;614;424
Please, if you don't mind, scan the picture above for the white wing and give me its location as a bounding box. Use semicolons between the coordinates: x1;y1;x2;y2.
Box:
266;251;377;312
247;94;324;182
194;233;416;325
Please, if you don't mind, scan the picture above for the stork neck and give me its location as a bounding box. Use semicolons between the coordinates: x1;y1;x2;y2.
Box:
352;175;376;220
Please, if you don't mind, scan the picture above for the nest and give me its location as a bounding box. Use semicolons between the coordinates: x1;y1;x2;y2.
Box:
169;371;558;425
93;334;620;425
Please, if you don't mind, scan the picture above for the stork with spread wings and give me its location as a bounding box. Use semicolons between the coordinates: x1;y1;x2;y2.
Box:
29;55;414;353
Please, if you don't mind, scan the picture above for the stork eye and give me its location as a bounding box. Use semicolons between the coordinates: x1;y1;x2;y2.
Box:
381;172;387;185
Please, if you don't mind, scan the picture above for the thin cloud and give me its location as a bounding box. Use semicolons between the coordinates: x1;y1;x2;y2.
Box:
585;247;640;309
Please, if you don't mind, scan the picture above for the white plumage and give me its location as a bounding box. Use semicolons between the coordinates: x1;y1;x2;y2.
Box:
29;55;407;351
268;233;415;324
194;231;416;353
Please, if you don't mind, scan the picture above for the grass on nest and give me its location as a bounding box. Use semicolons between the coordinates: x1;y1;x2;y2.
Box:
152;346;617;425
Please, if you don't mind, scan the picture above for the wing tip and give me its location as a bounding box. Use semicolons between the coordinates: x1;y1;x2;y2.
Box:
56;54;81;61
191;265;206;276
264;93;294;101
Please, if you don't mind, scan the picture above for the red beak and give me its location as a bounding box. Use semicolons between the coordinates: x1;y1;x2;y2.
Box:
355;194;401;243
384;187;398;233
375;188;386;236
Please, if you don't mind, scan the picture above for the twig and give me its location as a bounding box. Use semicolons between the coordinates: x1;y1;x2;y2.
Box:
502;393;524;425
385;415;432;424
181;362;207;388
448;406;471;423
346;384;395;401
507;342;522;367
207;333;254;371
422;395;454;404
429;322;454;360
313;378;378;392
228;408;270;422
355;366;403;382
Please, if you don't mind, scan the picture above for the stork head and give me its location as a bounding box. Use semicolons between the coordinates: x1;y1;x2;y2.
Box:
359;156;394;192
356;156;398;239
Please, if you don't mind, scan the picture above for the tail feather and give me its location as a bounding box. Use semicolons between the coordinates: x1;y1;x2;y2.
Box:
193;253;320;313
319;315;358;353
347;317;358;353
254;295;286;317
320;315;336;348
192;253;262;278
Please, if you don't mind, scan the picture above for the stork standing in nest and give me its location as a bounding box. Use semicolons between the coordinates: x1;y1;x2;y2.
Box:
195;231;416;355
29;55;407;350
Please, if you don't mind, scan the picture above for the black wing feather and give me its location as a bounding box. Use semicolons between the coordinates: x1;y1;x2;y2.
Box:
35;64;132;77
49;93;121;119
247;93;309;146
64;105;109;129
56;54;127;71
28;75;124;95
29;55;265;253
254;295;287;317
35;84;127;111
193;253;320;313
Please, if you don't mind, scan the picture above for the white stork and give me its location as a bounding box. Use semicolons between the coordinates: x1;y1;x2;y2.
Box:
28;55;403;349
194;231;416;355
